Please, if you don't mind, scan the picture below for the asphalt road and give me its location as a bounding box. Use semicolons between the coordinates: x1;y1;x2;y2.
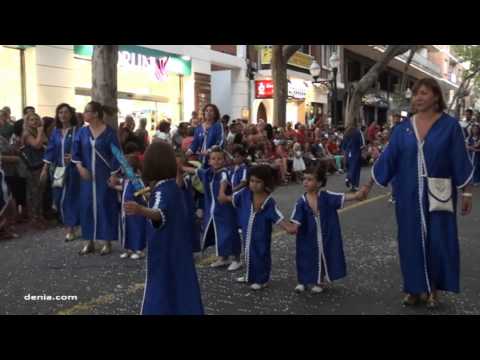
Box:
1;167;479;315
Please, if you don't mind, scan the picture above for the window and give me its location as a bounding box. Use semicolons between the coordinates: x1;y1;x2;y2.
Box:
299;45;311;55
321;45;338;67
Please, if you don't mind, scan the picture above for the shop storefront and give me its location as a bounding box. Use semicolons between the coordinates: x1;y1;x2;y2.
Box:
73;45;191;133
0;45;27;120
253;78;309;125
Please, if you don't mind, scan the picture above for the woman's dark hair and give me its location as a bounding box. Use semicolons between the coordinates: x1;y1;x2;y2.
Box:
304;163;327;187
202;104;221;122
42;117;55;130
232;144;247;158
86;101;116;120
247;165;275;193
55;103;78;128
412;78;447;112
187;126;195;137
158;120;170;133
142;141;177;183
23;106;35;115
124;141;140;155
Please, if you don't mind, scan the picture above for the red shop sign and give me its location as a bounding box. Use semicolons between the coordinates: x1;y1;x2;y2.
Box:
255;80;274;99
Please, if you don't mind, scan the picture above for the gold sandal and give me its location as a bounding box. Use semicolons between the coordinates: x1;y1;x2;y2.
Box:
79;242;95;255
426;294;439;309
402;294;419;306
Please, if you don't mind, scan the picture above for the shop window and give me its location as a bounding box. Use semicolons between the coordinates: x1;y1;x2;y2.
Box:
74;57;183;131
0;46;23;120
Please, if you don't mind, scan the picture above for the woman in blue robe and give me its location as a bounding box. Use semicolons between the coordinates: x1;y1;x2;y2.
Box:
343;126;365;191
41;103;81;242
72;101;121;256
124;141;203;315
186;104;224;167
362;78;474;308
466;123;480;185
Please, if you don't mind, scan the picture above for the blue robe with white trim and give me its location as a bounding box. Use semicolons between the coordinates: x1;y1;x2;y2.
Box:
189;122;225;167
72;126;121;241
291;191;347;285
372;114;473;294
120;179;147;252
466;136;480;184
197;167;241;257
43;127;81;227
179;175;202;253
233;188;284;284
0;167;10;217
141;179;204;315
229;164;248;189
344;128;365;188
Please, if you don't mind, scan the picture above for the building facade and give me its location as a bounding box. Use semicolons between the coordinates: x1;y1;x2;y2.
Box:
0;45;249;131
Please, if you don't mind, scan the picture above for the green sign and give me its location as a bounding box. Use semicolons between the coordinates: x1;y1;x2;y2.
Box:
74;45;191;76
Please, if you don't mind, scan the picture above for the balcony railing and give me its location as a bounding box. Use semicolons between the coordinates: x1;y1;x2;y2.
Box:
373;45;442;78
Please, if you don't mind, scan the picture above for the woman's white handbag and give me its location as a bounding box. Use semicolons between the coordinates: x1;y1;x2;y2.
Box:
412;116;454;213
426;177;454;213
53;166;66;188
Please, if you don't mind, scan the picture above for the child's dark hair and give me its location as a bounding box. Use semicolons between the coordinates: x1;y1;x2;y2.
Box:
304;163;327;187
232;144;247;158
124;141;140;155
142;142;177;183
247;165;275;193
209;145;225;158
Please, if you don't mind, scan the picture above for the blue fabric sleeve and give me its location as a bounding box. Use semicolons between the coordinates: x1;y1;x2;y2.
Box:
450;122;474;188
290;198;305;225
43;130;57;164
326;191;345;210
232;188;245;209
189;127;201;154
149;189;167;229
267;198;284;225
71;128;83;165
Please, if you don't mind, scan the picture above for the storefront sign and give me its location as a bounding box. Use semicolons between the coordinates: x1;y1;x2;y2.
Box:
255;79;308;100
288;80;308;100
255;80;274;99
261;47;314;70
74;45;192;79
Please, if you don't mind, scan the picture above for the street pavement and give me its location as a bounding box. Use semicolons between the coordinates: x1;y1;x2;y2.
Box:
1;167;480;315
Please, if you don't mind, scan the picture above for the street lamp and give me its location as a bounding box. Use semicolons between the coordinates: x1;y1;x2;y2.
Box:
329;52;339;126
405;87;412;99
309;60;321;83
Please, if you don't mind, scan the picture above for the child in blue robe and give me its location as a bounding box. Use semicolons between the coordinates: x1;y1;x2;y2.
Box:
290;164;363;293
111;154;147;260
184;147;242;271
219;165;296;290
229;145;248;193
124;141;203;315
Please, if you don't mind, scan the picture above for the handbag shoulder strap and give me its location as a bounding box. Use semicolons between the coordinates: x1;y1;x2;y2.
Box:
89;138;112;170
